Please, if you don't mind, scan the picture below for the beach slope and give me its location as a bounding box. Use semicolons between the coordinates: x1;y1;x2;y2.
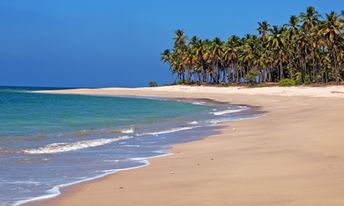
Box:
31;86;344;206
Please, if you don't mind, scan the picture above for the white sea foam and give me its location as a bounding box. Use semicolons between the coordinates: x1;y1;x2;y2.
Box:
5;180;40;185
121;128;134;134
129;152;173;162
138;126;197;136
188;121;198;125
211;106;248;116
103;159;120;163
22;136;132;154
211;109;243;116
122;144;140;148
209;114;262;124
191;101;206;105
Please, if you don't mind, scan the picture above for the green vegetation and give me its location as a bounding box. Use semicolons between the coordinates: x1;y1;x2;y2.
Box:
161;7;344;85
279;79;296;87
176;79;186;85
148;81;158;87
245;70;259;84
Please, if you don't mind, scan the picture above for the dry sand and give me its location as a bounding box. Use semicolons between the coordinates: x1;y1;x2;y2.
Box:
28;85;344;206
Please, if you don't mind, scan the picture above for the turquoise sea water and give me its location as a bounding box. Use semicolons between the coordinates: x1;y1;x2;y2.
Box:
0;87;255;206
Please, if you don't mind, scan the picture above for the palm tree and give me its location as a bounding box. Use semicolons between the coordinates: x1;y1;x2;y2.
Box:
286;15;300;79
161;7;344;85
225;35;241;82
173;29;188;49
299;6;321;82
161;49;171;63
268;25;287;80
257;21;270;38
183;46;195;83
173;30;188;81
300;6;321;32
208;37;223;83
319;11;344;81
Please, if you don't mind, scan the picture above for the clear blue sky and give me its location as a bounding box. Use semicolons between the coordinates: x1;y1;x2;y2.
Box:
1;0;343;87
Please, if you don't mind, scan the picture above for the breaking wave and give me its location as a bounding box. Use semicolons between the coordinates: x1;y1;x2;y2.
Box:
211;106;248;116
188;121;198;125
121;128;134;134
137;126;197;136
22;136;132;154
191;101;206;105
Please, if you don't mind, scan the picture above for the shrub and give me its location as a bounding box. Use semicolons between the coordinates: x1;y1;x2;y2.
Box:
279;78;296;87
148;81;158;87
176;79;185;85
295;72;310;84
295;72;302;84
245;70;259;84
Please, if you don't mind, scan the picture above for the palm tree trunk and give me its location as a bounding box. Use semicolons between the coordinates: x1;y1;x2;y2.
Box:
202;68;207;82
236;69;239;83
332;49;339;82
227;65;231;83
279;59;284;80
187;68;191;83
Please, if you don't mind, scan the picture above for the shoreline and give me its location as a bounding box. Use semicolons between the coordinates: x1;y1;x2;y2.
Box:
17;151;172;206
25;86;344;206
19;94;260;206
21;124;232;206
36;85;344;98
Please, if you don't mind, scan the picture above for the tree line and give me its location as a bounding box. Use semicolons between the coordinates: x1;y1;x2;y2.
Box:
161;7;344;84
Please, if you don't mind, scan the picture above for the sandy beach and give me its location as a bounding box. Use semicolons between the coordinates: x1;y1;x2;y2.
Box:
28;85;344;206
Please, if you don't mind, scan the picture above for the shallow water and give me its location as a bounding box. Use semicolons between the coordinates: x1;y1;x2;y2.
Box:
0;86;256;206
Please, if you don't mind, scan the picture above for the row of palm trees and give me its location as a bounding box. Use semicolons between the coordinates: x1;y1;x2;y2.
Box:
161;7;344;84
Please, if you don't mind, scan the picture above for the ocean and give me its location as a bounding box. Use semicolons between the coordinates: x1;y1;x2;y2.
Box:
0;86;256;206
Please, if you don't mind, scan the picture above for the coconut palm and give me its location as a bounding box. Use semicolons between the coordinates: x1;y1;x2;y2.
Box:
257;21;270;38
161;7;344;84
268;25;287;80
319;11;344;81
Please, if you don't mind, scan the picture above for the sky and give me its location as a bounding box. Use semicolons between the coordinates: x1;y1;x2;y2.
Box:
1;0;344;88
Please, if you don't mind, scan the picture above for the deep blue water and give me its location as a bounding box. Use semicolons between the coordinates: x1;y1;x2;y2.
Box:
0;87;255;206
